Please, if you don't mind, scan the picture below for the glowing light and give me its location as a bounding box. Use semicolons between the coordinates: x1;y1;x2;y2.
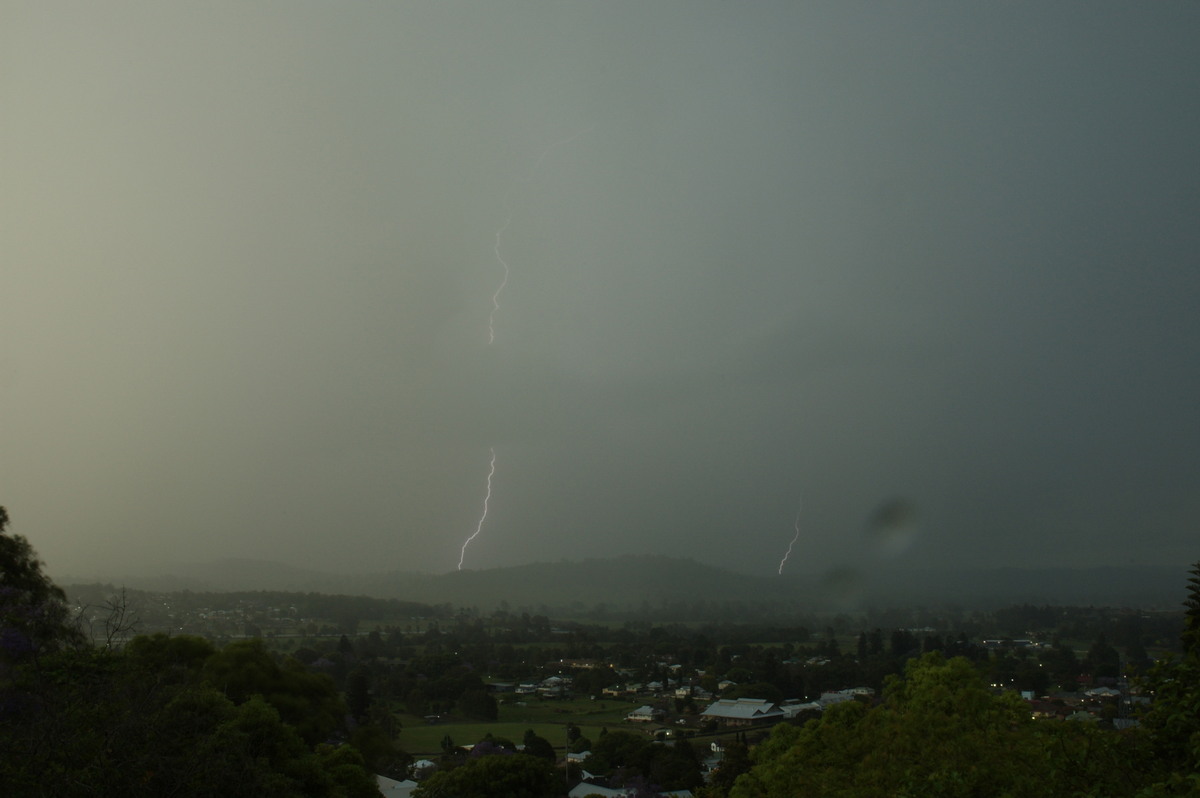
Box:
486;127;591;344
488;216;512;345
463;128;589;569
459;448;497;570
778;504;802;575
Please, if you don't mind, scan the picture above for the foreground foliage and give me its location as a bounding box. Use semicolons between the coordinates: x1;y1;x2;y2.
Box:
0;507;380;797
729;653;1149;798
414;751;562;798
725;561;1200;798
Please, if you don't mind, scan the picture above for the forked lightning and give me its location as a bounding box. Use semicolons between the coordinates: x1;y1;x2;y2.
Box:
458;448;496;570
460;128;590;569
778;504;802;575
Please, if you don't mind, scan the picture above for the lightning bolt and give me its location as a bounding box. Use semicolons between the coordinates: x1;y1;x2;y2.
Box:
488;217;511;345
778;504;802;575
486;127;591;345
459;448;496;570
460;128;591;568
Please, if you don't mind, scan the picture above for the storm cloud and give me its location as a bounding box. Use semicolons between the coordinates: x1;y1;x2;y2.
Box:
3;2;1198;578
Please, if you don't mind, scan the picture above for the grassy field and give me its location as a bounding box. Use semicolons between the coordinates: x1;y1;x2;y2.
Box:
394;698;653;755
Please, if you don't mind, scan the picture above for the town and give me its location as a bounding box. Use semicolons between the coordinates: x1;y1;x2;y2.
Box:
62;581;1186;796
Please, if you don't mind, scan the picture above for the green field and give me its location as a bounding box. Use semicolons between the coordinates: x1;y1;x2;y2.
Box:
393;698;655;755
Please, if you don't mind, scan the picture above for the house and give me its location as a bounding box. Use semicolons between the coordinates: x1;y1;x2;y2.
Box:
1028;699;1070;720
700;697;784;726
376;775;418;796
779;700;822;719
568;780;693;798
408;759;436;780
538;676;572;697
625;705;665;722
817;688;871;708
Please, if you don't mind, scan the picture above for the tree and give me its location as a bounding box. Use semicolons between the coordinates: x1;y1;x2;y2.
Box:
728;681;783;705
0;508;381;796
1136;560;1200;794
456;688;498;721
522;728;556;761
0;506;83;664
125;632;215;674
584;730;649;777
414;752;560;798
1038;641;1080;690
202;639;345;745
731;653;1146;798
1183;561;1200;656
0;644;380;796
584;729;702;792
703;740;751;797
1085;634;1122;679
407;687;431;717
346;667;372;721
350;720;410;779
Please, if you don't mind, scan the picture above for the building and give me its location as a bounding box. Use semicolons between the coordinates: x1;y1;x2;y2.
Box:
700;698;784;727
625;705;665;722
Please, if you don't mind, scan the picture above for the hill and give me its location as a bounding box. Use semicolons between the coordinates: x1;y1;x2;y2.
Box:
69;556;1189;614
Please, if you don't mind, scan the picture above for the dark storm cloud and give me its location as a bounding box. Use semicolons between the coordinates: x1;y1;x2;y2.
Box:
2;1;1198;577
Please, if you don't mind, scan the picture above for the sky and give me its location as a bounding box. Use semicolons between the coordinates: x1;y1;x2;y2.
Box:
3;2;1199;581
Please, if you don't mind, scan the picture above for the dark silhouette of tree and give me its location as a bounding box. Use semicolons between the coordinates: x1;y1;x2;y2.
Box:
1138;559;1200;792
346;667;372;721
706;739;751;797
731;653;1147;797
0;505;83;664
1183;560;1200;656
455;688;498;721
414;752;560;798
201;639;344;745
584;730;703;792
522;729;556;761
1084;634;1121;679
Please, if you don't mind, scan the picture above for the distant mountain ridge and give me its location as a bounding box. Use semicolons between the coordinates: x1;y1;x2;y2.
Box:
66;555;1189;612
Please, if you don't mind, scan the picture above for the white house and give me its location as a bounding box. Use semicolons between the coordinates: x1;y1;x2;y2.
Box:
1085;686;1121;698
625;705;665;722
817;692;856;708
568;781;693;798
700;698;784;726
780;700;822;719
376;775;419;796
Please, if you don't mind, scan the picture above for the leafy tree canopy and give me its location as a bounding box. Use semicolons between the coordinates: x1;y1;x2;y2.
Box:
0;505;379;796
0;506;83;664
414;752;561;798
731;652;1148;798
